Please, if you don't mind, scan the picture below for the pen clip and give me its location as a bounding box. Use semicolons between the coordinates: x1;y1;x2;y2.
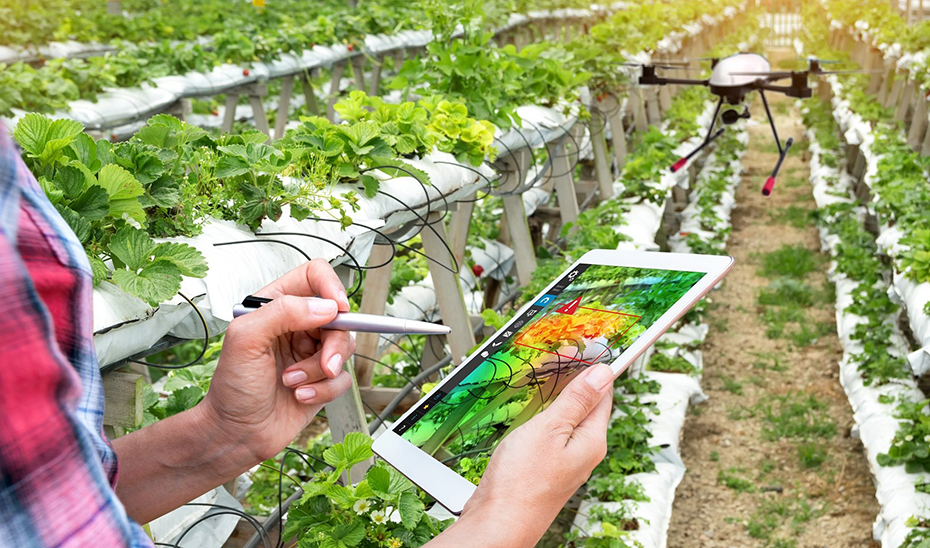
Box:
241;295;272;309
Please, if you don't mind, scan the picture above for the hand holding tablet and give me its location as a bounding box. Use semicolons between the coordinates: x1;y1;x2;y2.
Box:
374;249;734;514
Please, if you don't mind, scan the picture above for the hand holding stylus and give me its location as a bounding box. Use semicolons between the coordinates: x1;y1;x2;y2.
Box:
425;364;615;548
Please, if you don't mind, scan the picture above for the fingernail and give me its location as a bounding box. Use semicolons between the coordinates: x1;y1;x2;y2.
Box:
295;386;316;402
585;365;613;391
308;298;337;316
338;290;349;309
326;354;343;377
282;369;307;387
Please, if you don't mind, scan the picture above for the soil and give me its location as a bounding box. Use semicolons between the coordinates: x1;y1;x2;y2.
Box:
665;96;880;548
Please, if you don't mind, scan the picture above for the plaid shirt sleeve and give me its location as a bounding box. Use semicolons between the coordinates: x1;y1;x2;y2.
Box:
0;125;153;548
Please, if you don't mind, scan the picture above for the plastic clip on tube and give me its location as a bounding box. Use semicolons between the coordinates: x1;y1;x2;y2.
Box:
231;295;451;335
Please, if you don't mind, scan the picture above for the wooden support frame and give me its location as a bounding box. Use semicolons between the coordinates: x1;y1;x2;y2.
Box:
350;55;367;92
369;55;384;96
419;211;476;365
274;75;295;139
324;358;373;479
326;62;347;121
354;243;395;387
221;83;270;137
102;371;144;438
300;69;321;116
907;89;928;151
588;105;614;199
894;76;915;122
550;135;581;228
447;200;475;268
629;86;648;134
600;95;628;171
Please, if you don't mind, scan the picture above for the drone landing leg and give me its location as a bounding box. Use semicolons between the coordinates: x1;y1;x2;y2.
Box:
763;137;793;196
670;97;725;173
759;90;792;196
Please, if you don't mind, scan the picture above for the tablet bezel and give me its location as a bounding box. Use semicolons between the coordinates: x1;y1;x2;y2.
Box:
372;249;734;514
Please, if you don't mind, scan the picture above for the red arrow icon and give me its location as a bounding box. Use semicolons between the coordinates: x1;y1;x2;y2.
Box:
555;295;583;315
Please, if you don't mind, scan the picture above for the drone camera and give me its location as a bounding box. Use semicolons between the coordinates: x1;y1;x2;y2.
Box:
721;108;749;125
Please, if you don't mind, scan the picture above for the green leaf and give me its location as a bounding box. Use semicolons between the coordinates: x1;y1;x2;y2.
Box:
324;484;355;508
145;176;182;208
360;174;379;198
87;255;108;284
55;205;92;244
136;124;172;148
398;491;424;530
13;113;51;156
96;164;145;222
165;385;203;416
68;133;100;171
332;521;365;547
55;165;85;199
112;260;183;306
152;242;208;278
322;432;373;470
69;185;110;221
366;465;391;496
215;155;250;179
109;226;157;270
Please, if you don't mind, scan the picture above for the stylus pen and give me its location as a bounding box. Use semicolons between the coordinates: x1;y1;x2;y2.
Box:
231;295;451;335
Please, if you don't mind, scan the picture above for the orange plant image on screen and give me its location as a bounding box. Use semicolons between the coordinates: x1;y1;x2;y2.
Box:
513;305;641;364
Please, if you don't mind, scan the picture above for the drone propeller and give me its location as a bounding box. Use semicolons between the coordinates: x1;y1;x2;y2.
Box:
729;68;882;80
620;62;701;71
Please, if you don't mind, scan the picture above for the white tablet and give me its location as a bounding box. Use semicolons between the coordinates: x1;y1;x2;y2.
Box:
372;249;734;514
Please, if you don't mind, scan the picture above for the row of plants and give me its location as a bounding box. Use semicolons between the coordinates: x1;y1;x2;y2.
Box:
567;101;747;548
0;0;628;120
802;94;928;548
12;92;495;305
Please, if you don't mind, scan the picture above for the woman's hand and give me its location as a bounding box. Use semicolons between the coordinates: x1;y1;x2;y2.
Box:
427;364;615;548
199;259;357;463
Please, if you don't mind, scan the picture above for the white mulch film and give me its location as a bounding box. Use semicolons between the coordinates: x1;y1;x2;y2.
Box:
807;83;930;547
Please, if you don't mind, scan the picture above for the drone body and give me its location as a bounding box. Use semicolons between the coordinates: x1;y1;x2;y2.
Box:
634;53;852;195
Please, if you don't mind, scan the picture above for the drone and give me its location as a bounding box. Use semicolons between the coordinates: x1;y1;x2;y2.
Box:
631;54;870;196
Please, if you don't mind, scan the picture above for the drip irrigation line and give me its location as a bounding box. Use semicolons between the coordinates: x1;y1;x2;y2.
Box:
129;292;209;370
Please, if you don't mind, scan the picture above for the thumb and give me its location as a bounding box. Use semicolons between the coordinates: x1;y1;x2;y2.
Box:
543;364;615;429
225;296;338;355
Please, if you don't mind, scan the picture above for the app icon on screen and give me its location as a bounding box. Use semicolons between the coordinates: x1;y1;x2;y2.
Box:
536;294;557;307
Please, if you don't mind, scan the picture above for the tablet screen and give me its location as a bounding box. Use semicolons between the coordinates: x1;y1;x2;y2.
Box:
393;264;706;465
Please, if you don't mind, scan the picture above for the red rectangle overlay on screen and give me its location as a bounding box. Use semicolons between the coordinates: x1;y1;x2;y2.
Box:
513;305;641;365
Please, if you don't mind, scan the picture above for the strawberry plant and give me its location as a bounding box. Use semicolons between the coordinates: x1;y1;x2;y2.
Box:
13;113;208;306
878;399;930;473
284;433;452;547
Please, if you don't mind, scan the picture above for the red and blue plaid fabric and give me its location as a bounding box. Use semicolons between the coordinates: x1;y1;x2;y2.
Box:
0;125;152;548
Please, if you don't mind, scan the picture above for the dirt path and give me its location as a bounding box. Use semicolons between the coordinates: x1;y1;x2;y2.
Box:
665;97;879;548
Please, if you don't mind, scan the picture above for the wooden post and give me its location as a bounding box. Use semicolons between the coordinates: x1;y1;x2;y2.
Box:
353;244;395;387
447;200;475;268
631;86;648;133
326;62;347;121
420;211;476;365
550;138;581;228
221;93;239;133
274;75;295;139
907;90;928;150
324;359;373;480
106;0;122;15
102;372;144;438
894;76;915;122
501;194;537;286
589;106;614;199
350;55;367;92
922;121;930;156
601;95;628;171
368;56;384;96
645;88;662;126
246;84;271;138
879;65;899;107
301;70;321;116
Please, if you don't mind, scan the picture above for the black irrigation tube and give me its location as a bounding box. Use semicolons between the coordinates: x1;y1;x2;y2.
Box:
125;291;211;371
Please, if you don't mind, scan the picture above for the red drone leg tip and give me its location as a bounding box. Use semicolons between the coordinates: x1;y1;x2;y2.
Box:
670;158;687;173
762;176;776;196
